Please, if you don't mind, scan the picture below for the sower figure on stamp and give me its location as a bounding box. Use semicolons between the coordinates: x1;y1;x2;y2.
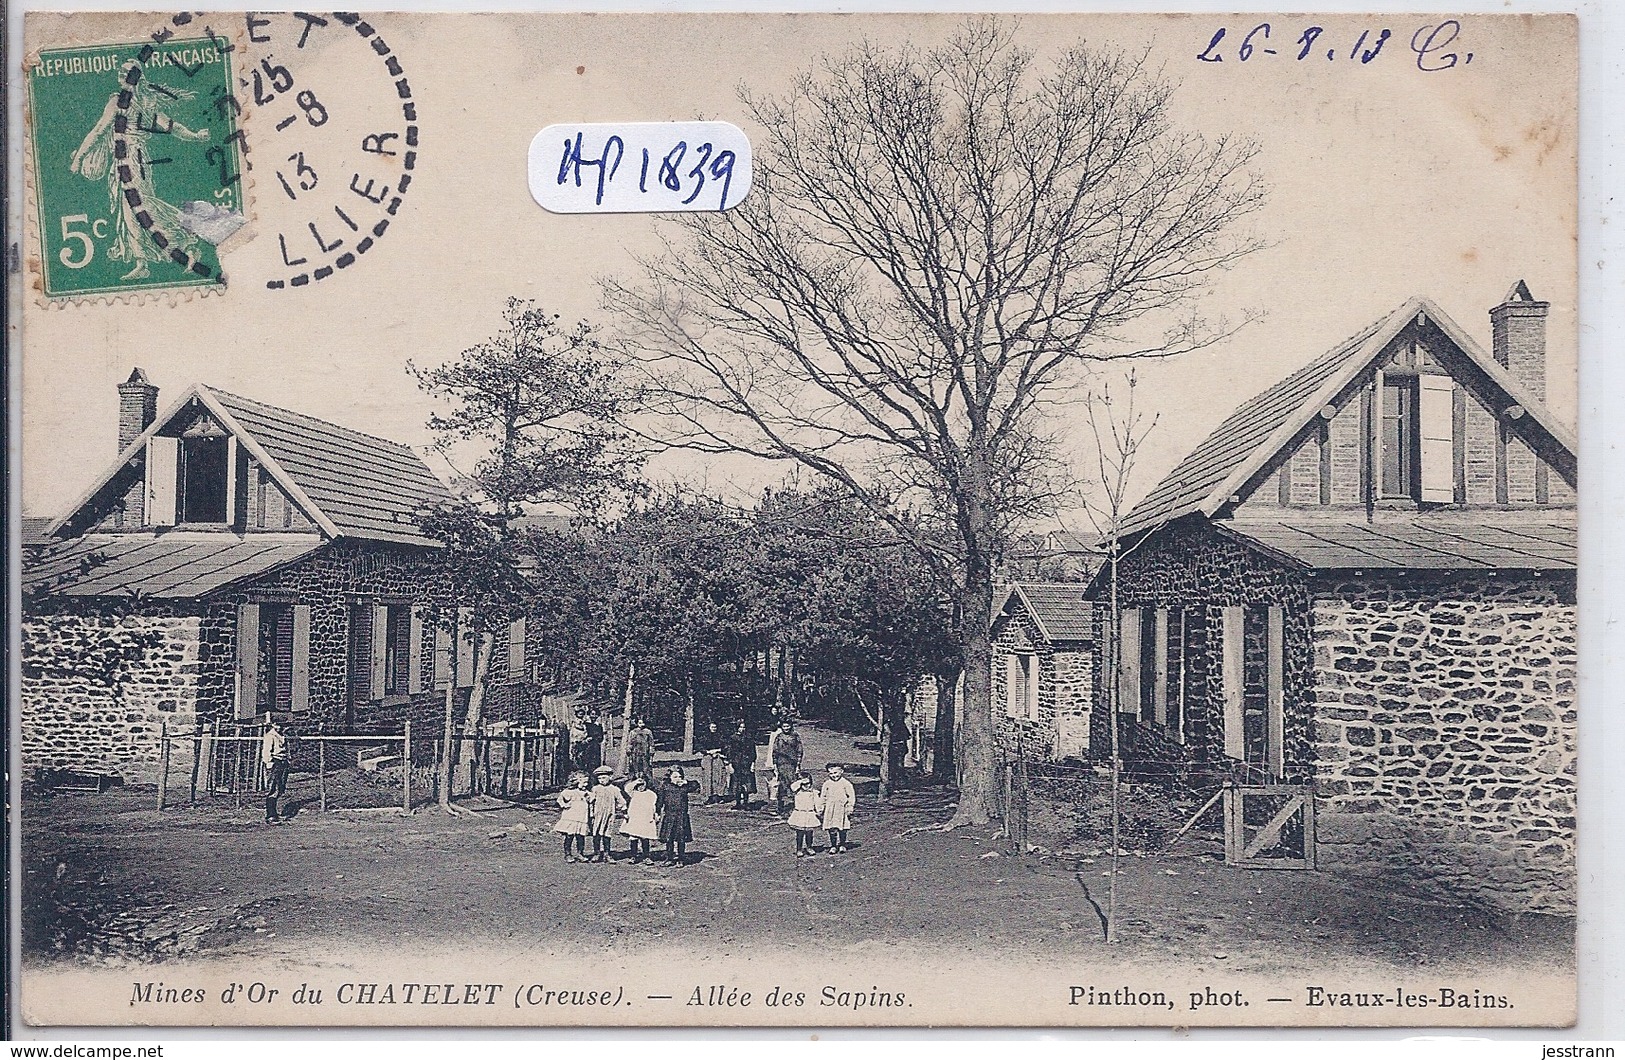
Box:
70;62;210;281
767;719;803;815
260;714;289;825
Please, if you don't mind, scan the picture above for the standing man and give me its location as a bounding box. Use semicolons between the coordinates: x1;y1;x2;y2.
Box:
724;721;758;810
260;714;289;825
768;719;803;815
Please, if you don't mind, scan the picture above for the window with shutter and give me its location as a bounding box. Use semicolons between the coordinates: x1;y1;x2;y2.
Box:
1152;609;1169;727
291;605;311;713
433;619;452;690
1003;653;1024;719
1221;606;1245;761
348;605;373;713
1118;608;1142;718
408;608;425;695
371;604;389;700
235;603;260;720
1266;605;1286;778
1418;375;1456;503
146;437;179;527
1024;655;1040;722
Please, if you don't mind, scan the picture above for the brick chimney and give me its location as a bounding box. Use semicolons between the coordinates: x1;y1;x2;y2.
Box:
116;367;158;455
1489;280;1548;402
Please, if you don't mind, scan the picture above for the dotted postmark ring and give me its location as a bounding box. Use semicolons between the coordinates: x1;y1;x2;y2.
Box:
110;14;241;285
113;11;419;292
264;12;419;290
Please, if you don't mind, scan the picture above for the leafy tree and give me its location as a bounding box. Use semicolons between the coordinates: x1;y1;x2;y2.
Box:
604;19;1264;824
411;299;642;809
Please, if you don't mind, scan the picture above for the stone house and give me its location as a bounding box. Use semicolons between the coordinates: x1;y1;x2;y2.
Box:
21;369;540;782
1096;283;1576;914
991;583;1096;761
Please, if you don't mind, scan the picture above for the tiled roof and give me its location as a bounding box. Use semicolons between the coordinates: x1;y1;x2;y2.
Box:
999;582;1096;643
1119;311;1397;538
20;516;54;549
23;534;325;599
207;387;453;546
1219;512;1575;571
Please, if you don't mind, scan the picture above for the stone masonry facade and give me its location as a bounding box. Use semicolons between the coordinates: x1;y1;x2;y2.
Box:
22;540;556;784
21;606;206;782
1310;574;1577;915
991;603;1092;761
1092;520;1317;784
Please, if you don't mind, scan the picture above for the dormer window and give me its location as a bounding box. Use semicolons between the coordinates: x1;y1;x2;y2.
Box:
1376;369;1456;505
145;411;237;528
179;435;229;523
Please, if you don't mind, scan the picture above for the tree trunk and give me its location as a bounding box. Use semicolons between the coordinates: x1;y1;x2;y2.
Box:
1107;544;1122;944
682;671;696;754
455;631;496;795
438;662;456;811
931;665;960;784
878;689;893;801
946;564;997;827
617;660;636;772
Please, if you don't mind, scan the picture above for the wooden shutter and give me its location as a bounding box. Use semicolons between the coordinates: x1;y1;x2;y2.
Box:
1003;653;1021;719
291;604;311;713
433;618;452;690
1418;375;1456;503
371;604;389;700
1266;605;1286;778
1025;656;1040;721
146;437;179;527
1118;609;1141;716
507;617;527;684
1221;606;1245;760
1152;609;1169;727
456;607;475;688
235;603;260;720
408;607;426;695
222;437;239;528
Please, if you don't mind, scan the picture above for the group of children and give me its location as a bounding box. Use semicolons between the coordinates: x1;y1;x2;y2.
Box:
552;762;856;862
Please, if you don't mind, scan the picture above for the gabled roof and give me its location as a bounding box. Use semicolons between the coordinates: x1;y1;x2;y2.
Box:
996;582;1095;644
48;383;453;548
1218;511;1575;572
24;533;325;599
1118;294;1579;539
20;516;54;550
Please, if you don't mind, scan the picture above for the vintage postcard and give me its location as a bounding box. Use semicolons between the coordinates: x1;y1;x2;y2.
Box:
11;10;1580;1029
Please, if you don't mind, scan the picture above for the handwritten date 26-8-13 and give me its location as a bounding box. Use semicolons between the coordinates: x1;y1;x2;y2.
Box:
1197;20;1474;72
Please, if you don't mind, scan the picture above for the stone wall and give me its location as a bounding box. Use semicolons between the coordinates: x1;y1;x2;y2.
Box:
21;539;575;782
1092;520;1317;784
991;604;1092;760
20;606;204;783
1310;573;1577;915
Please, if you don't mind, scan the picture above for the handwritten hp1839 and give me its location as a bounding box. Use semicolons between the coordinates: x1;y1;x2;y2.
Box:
528;121;753;215
1197;20;1475;72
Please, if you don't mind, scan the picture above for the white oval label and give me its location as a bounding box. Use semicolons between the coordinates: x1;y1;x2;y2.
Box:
528;121;752;214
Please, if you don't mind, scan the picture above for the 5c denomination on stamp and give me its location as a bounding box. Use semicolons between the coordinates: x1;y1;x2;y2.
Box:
26;32;246;299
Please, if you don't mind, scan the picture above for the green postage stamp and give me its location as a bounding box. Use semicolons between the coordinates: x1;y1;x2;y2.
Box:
25;35;247;299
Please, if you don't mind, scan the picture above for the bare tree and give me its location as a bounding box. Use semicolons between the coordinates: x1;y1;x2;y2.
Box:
603;18;1263;825
1077;371;1158;943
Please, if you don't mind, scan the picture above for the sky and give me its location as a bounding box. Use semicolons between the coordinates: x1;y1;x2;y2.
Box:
15;11;1578;524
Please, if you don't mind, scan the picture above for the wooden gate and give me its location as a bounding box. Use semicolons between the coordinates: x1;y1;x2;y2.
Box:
1223;783;1316;869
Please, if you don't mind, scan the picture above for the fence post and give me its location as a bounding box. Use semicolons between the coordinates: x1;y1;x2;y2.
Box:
403;720;413;814
318;735;327;814
157;721;169;811
189;721;202;804
233;722;245;810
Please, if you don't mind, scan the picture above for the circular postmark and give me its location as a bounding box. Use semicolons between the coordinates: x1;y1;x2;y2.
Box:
237;12;419;289
107;11;419;293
